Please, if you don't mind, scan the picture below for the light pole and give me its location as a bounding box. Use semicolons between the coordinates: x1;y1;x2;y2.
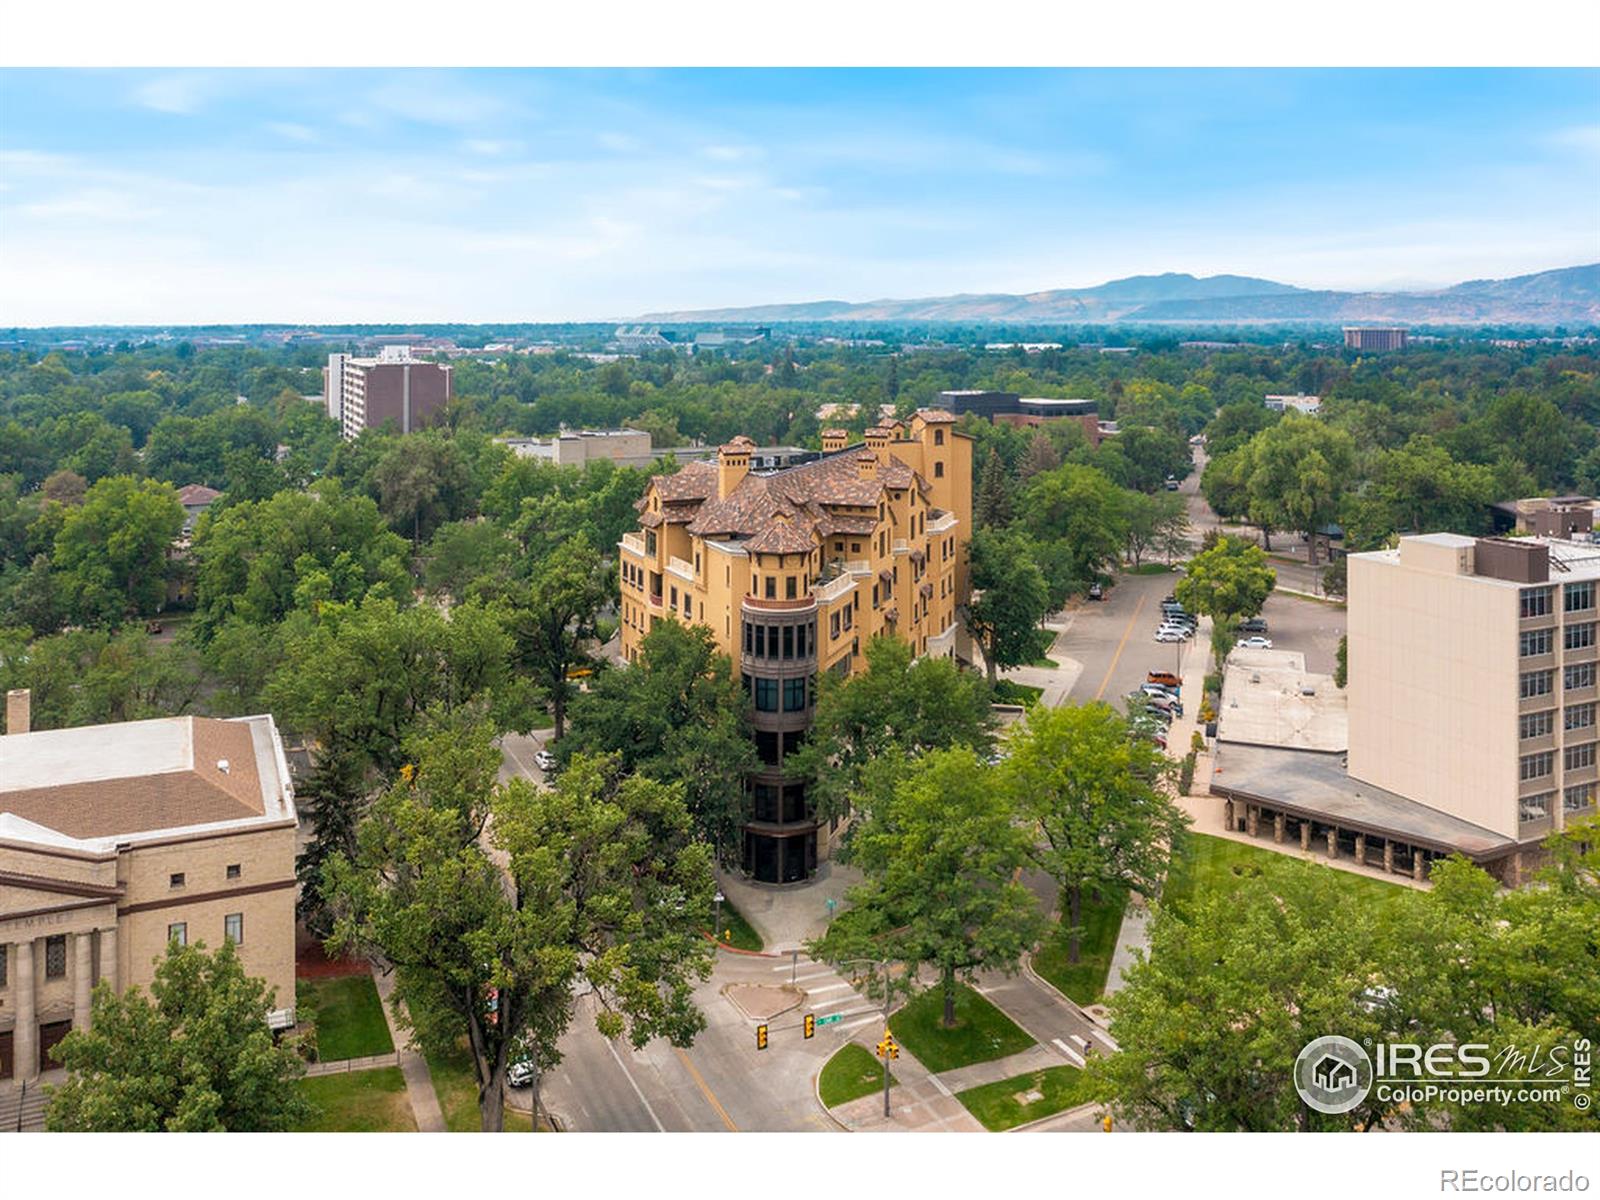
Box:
832;956;894;1118
713;890;725;945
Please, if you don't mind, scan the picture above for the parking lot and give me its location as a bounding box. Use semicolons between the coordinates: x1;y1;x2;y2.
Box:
1056;569;1346;706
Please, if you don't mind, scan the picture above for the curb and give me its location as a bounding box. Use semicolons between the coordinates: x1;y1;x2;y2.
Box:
813;1059;854;1132
1002;1099;1104;1133
1020;953;1113;1034
699;931;779;958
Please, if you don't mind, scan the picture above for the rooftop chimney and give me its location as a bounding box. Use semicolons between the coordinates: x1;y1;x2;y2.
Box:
718;436;753;500
856;449;879;480
821;428;849;454
6;687;30;735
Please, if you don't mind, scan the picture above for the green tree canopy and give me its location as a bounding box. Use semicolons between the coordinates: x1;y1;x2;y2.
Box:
506;534;610;739
51;475;184;627
46;940;310;1132
963;527;1051;685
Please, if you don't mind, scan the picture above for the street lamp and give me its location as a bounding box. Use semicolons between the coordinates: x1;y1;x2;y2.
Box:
713;890;725;945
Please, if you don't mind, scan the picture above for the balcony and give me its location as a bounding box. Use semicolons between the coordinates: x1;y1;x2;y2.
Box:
927;512;958;534
892;539;910;554
620;531;646;556
814;573;856;605
743;594;819;613
666;556;694;583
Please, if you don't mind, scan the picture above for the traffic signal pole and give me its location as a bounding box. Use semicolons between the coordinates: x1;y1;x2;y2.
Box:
880;959;891;1118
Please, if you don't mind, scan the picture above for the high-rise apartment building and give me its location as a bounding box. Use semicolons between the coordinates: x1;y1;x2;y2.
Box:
1342;326;1409;352
325;346;453;440
1348;534;1600;874
617;411;973;883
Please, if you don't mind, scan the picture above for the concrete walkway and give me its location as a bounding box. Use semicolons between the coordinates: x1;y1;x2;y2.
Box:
371;966;447;1132
935;1044;1063;1093
714;861;862;953
1102;894;1149;997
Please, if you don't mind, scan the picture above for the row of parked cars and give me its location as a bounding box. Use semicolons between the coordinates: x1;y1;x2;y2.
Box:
1154;595;1197;643
1128;669;1184;749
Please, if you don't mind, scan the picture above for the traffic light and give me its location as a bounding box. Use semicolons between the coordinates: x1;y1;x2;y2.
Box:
804;1013;815;1039
875;1030;900;1060
756;1023;769;1051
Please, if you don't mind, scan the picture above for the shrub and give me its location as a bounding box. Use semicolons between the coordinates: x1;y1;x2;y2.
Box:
1191;730;1206;752
1178;750;1197;795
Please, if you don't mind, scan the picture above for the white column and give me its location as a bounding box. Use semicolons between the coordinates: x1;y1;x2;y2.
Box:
73;932;93;1032
15;939;37;1082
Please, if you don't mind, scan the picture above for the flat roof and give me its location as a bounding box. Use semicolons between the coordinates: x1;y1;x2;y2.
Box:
1356;534;1600;585
1217;649;1347;753
1207;743;1514;859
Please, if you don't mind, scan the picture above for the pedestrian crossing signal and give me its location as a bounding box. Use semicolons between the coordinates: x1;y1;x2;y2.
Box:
804;1013;815;1039
756;1023;769;1051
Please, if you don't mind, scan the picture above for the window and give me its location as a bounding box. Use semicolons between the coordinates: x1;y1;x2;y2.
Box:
935;461;944;478
842;605;853;631
168;923;187;947
871;583;880;609
1566;783;1597;812
1520;710;1554;739
645;530;657;555
0;944;7;988
782;625;794;659
752;784;779;822
764;575;776;599
1564;742;1596;772
45;935;66;979
934;429;945;445
783;677;807;712
1520;670;1554;699
754;625;766;658
1521;587;1554;619
1567;703;1595;732
743;622;753;654
783;728;807;757
1566;581;1595;613
226;863;241;880
1521;628;1553;657
754;677;778;712
670;585;678;607
169;872;185;889
851;542;861;555
1519;793;1553;823
786;575;797;600
755;730;780;765
1565;622;1596;651
1567;662;1597;691
781;783;807;823
1519;751;1553;781
224;913;243;944
830;612;840;638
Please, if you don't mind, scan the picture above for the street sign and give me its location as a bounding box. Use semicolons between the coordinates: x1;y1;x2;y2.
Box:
814;1013;844;1027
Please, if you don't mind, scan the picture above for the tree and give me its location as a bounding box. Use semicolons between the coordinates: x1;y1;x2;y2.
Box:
1019;429;1061;480
326;725;714;1131
51;475;184;627
266;595;522;774
973;447;1014;529
1119;489;1187;570
786;634;994;823
1087;858;1391;1131
1175;535;1276;670
1334;635;1347;688
46;940;310;1132
369;434;474;546
507;535;609;739
423;520;519;602
191;483;411;639
0;626;204;729
1002;702;1185;963
963;528;1051;685
295;739;370;938
1243;416;1356;566
1018;463;1127;603
560;619;756;862
809;748;1044;1027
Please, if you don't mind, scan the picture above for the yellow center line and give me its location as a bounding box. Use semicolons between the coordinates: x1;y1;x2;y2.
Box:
675;1046;739;1132
1094;593;1146;701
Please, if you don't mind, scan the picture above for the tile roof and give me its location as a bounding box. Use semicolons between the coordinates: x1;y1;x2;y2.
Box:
177;483;222;507
652;460;718;502
914;408;957;423
745;522;818;554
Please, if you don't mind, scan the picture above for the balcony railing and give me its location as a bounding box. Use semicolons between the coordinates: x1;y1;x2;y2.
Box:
743;594;818;612
814;573;856;604
927;512;958;534
666;556;694;582
620;531;646;556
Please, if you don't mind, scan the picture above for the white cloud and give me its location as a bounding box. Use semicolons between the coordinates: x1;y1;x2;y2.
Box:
129;74;212;115
1545;125;1600;156
462;138;519;157
701;143;761;162
266;122;319;142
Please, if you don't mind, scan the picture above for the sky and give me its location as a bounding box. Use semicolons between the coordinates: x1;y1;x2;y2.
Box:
1;68;1597;325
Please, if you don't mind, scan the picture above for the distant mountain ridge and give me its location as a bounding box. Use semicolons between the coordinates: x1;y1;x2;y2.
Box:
640;264;1600;326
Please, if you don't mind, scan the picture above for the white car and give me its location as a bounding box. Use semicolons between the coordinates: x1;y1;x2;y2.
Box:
1237;636;1273;650
533;749;558;772
1157;623;1194;638
508;1060;536;1088
1155;628;1187;643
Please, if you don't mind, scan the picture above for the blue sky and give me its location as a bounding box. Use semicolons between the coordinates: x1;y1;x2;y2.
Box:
1;69;1597;324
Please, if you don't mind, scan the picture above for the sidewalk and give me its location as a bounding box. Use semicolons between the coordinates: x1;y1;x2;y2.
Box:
714;861;862;953
371;966;447;1132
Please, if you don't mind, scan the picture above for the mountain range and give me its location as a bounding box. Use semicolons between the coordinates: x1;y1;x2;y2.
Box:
639;264;1600;326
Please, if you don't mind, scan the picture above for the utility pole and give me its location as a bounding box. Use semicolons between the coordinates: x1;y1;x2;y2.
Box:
881;959;892;1118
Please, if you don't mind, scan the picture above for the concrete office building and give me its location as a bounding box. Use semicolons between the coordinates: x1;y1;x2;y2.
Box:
618;412;972;883
1343;326;1409;352
937;390;1104;445
0;692;298;1084
1265;393;1322;416
1490;495;1598;540
325;346;453;440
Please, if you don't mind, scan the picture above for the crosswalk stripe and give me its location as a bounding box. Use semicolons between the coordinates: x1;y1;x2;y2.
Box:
1052;1038;1086;1067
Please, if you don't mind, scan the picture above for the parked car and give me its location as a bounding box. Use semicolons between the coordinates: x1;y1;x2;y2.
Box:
1157;623;1194;639
1088;583;1104;601
1164;477;1180;491
1237;617;1268;634
1147;670;1182;689
1155;628;1187;643
1237;636;1274;650
1140;682;1179;701
508;1060;536;1088
534;749;558;772
1166;614;1198;628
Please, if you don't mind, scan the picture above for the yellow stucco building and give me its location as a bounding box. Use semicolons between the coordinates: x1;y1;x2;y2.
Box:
617;410;973;883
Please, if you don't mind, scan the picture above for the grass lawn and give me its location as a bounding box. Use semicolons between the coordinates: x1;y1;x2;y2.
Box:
956;1064;1094;1131
1163;832;1407;914
708;894;763;952
1031;889;1128;1005
293;1067;415;1132
300;975;394;1061
891;983;1034;1074
993;680;1045;706
818;1042;895;1108
424;1039;536;1132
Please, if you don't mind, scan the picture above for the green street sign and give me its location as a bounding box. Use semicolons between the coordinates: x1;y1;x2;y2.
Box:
815;1013;844;1027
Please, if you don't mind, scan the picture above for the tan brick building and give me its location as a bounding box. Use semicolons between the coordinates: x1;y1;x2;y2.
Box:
617;411;973;883
0;693;297;1083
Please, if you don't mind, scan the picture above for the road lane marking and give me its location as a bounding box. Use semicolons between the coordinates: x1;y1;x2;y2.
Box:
1094;592;1147;701
604;1037;665;1132
1089;1027;1120;1052
804;982;851;994
810;994;857;1011
1052;1038;1086;1068
838;1015;881;1032
674;1047;739;1132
